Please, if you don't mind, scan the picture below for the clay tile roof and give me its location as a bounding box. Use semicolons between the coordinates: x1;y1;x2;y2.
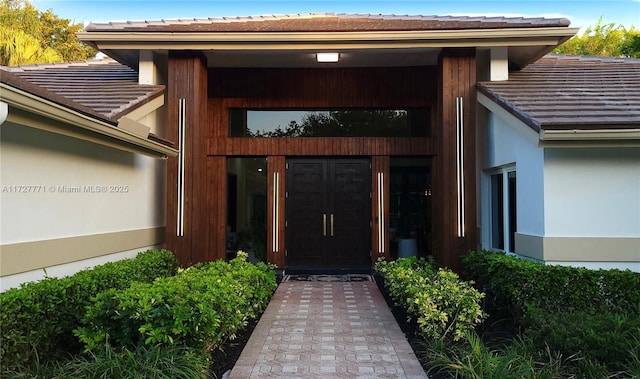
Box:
1;59;164;124
86;13;571;32
477;54;640;131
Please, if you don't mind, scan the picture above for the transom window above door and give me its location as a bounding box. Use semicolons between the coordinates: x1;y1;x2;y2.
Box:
229;109;430;138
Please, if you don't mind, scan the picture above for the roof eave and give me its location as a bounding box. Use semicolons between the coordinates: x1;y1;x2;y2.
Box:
1;83;178;159
540;128;640;142
477;86;541;132
110;87;165;121
478;88;640;145
79;26;578;69
78;27;578;46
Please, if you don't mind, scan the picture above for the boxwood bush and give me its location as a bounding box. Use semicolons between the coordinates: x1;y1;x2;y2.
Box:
375;257;486;341
0;249;179;370
76;252;277;353
463;250;640;319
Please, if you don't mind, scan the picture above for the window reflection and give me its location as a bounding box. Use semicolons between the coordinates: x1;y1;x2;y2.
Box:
230;109;430;137
227;157;268;262
390;158;432;259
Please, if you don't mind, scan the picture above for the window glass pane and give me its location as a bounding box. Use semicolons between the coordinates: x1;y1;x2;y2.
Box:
229;109;430;137
227;157;267;262
491;173;504;250
508;171;517;252
389;158;432;259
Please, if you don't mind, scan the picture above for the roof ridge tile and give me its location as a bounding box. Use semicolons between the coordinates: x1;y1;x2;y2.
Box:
3;58;119;72
85;13;571;31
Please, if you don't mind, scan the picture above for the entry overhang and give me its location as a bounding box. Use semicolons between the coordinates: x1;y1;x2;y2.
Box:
78;27;578;69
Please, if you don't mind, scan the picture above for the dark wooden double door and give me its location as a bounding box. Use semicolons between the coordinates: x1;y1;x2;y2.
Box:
286;158;371;269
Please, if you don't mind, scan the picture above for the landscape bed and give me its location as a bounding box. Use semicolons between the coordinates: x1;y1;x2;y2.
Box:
1;250;277;379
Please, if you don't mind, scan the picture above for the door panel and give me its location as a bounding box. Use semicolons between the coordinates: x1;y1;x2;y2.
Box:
286;158;371;269
286;160;326;267
329;161;371;267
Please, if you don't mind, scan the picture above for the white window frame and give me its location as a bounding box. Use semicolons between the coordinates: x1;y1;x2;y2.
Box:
488;165;516;253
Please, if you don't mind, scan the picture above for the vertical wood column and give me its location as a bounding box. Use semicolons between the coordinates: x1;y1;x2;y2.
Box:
267;156;286;268
166;52;208;266
206;156;227;262
372;156;390;265
435;48;478;272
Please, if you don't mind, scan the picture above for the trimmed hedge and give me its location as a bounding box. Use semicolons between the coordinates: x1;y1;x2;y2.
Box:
0;249;179;370
76;252;277;353
375;257;486;341
523;308;640;373
463;250;640;318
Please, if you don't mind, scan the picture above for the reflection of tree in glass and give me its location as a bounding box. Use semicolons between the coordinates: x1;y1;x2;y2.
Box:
251;110;410;137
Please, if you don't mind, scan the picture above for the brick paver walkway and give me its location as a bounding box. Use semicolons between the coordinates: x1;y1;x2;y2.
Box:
229;279;428;378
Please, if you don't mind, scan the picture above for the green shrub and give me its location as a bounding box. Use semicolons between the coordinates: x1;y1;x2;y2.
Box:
423;331;575;379
76;253;277;353
0;249;179;370
4;343;210;379
463;250;640;319
375;257;486;341
462;250;640;377
523;308;640;373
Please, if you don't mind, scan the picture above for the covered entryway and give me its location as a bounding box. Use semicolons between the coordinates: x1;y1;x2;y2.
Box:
286;158;371;269
81;13;579;272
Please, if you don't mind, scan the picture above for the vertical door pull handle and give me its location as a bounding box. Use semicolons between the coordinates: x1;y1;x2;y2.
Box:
331;214;334;236
323;214;327;236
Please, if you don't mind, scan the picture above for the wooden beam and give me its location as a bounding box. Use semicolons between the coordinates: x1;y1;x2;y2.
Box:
166;52;208;266
267;156;286;268
371;156;390;265
435;48;478;272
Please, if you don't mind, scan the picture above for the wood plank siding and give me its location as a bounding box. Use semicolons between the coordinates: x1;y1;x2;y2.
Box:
165;52;211;266
208;137;436;156
435;48;478;272
207;67;438;156
267;156;286;268
371;156;391;264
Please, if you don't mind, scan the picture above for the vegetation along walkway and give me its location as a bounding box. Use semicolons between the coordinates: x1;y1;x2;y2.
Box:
228;276;428;378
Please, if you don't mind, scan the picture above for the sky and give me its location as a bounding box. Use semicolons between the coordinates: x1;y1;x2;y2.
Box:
32;0;639;32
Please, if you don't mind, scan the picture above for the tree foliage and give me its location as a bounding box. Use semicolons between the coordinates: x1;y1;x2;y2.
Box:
0;0;95;66
249;110;418;137
554;18;640;58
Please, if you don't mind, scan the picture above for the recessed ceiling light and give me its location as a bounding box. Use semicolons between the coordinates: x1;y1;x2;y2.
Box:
316;52;339;63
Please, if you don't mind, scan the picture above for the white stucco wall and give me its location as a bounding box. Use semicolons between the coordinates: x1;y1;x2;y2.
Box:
0;245;160;291
544;147;640;237
1;122;166;244
1;121;167;289
479;95;639;270
481;110;545;247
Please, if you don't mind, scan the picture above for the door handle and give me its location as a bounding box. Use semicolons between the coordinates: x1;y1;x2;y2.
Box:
330;214;334;237
323;214;327;236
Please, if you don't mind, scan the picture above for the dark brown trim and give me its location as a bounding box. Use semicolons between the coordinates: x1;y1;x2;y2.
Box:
208;137;436;156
